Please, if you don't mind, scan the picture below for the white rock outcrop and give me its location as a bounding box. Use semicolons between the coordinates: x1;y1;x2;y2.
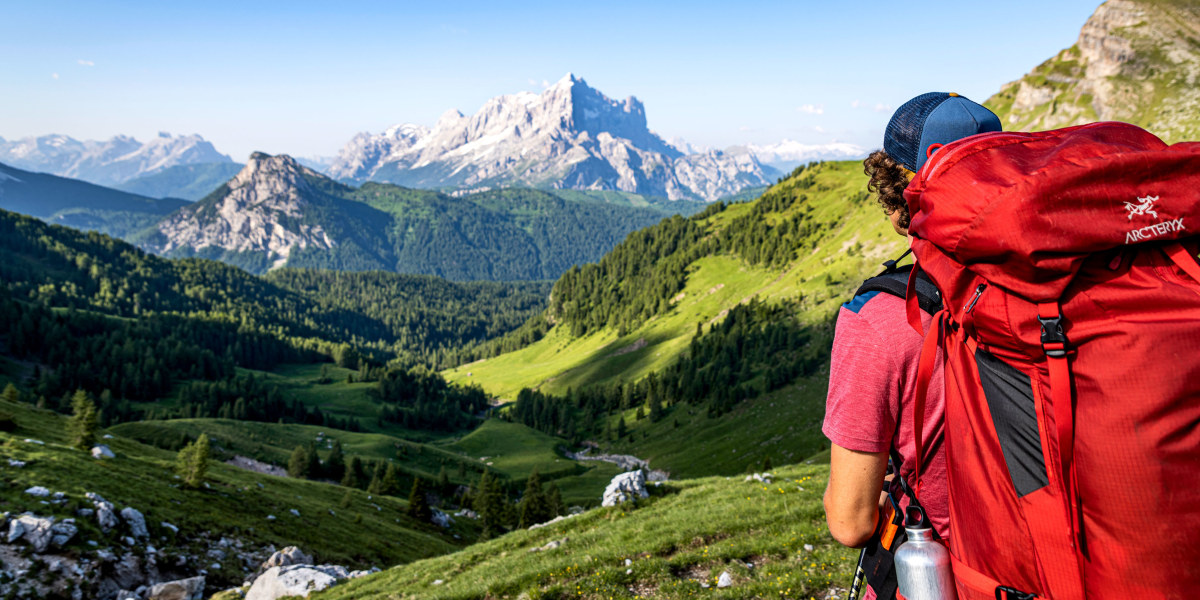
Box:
602;470;650;507
147;575;205;600
245;565;350;600
92;444;116;459
121;507;149;538
259;546;312;572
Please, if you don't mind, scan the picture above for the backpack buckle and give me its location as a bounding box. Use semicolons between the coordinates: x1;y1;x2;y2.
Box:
996;586;1037;600
1037;316;1068;357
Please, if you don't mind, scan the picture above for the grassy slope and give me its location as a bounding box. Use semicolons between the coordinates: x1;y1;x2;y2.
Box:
108;416;618;509
445;160;895;400
443;161;896;475
0;397;468;571
310;461;853;600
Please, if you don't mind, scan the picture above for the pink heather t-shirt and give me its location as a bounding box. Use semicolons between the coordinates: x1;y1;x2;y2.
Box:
823;289;949;538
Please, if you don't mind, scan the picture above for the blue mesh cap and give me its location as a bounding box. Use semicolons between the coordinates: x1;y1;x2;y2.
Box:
883;92;1002;173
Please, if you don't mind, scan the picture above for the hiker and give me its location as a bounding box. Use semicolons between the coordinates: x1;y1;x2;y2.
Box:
822;93;1002;555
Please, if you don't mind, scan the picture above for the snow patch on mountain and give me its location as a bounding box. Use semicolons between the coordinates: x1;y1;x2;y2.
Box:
730;140;868;172
0;133;232;187
328;74;776;201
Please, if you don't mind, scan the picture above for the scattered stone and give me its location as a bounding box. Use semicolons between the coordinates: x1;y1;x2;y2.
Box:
147;575;205;600
92;444;116;459
8;513;56;552
104;434;115;439
431;508;453;528
50;518;77;547
745;472;773;484
24;486;51;497
432;579;444;585
121;507;149;538
259;546;313;572
77;508;95;518
88;492;119;531
718;571;733;588
266;515;276;521
626;569;633;574
124;536;137;546
529;537;569;552
246;564;350;600
602;470;649;507
529;514;577;530
454;509;478;519
804;543;815;552
8;459;25;467
162;521;179;534
289;509;301;517
22;438;44;445
116;591;140;600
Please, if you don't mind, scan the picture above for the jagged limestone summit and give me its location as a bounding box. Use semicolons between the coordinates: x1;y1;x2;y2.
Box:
328;73;780;202
987;0;1200;142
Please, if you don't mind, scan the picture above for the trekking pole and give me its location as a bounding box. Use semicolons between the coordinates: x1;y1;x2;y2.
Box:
849;547;868;600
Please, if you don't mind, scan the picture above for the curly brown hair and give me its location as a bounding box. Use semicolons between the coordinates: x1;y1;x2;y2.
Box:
863;150;911;229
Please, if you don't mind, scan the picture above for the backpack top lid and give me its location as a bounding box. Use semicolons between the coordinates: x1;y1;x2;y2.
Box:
905;121;1200;301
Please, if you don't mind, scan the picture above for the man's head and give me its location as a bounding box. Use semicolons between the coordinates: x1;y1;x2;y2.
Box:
866;92;1001;234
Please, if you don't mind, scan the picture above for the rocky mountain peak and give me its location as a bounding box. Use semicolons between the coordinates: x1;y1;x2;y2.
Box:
148;152;337;269
327;75;774;200
987;0;1200;142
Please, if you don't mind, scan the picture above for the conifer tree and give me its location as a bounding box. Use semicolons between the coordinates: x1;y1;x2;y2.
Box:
381;463;403;496
287;445;310;478
616;416;627;440
762;455;773;472
68;389;99;451
518;470;550;528
474;471;508;539
305;442;321;479
2;383;20;404
325;440;346;483
175;433;211;488
367;460;386;494
407;477;432;522
437;465;450;492
649;392;663;422
342;456;363;488
545;481;564;517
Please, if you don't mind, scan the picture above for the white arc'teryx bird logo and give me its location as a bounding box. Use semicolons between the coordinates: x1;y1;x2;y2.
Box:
1125;195;1159;220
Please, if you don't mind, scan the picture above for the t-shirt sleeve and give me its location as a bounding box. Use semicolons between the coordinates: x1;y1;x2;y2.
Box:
822;302;901;453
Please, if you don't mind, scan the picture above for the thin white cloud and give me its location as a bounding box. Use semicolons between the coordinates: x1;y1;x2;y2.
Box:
796;104;824;115
527;78;537;86
52;73;59;79
850;99;893;113
541;80;550;88
78;59;94;67
815;125;827;133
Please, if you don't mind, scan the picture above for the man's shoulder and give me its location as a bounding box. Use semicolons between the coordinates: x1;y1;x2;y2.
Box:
840;286;907;319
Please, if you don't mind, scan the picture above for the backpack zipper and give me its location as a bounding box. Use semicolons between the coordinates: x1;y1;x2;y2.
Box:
964;284;987;314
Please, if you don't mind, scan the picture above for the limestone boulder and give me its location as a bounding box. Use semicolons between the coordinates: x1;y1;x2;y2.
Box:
601;470;649;507
245;565;350;600
147;575;205;600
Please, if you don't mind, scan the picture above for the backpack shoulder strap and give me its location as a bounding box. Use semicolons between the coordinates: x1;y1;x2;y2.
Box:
854;263;944;315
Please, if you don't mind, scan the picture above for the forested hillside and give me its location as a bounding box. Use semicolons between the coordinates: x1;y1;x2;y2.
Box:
0;209;546;427
448;161;896;474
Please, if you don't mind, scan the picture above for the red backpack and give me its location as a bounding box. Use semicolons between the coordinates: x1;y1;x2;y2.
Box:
903;122;1200;600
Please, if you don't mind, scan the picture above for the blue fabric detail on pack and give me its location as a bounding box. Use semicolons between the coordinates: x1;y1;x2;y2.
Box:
842;290;881;314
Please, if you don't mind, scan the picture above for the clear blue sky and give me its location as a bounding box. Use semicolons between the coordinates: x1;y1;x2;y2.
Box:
1;0;1103;160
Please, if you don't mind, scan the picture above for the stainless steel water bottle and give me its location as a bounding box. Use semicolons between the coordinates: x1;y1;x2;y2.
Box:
894;506;957;600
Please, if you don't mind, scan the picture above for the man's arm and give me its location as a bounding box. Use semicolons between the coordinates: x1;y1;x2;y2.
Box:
824;443;889;547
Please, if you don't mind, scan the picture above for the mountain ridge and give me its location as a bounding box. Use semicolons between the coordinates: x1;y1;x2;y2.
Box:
328;74;779;202
986;0;1200;142
0;132;233;187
